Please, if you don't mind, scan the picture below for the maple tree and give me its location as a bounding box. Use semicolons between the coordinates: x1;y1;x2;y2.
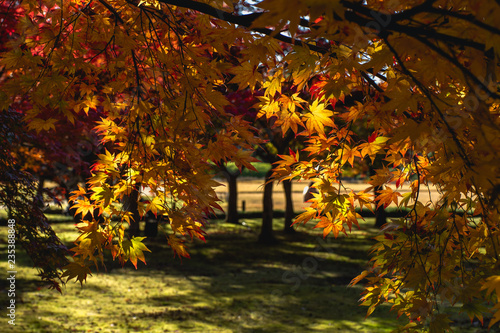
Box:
0;108;69;290
1;0;500;331
220;85;260;224
254;119;301;241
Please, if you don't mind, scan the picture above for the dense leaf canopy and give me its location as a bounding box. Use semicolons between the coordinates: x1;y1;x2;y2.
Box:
1;0;500;330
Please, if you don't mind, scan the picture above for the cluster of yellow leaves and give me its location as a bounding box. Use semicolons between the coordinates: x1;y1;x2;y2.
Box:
0;0;269;282
256;0;500;330
2;0;500;331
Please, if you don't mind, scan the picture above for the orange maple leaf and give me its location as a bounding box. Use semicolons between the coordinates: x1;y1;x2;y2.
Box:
375;186;402;209
339;144;361;167
293;207;317;225
168;235;191;259
314;215;345;238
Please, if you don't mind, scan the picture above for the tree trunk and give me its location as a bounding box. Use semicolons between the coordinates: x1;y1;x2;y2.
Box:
220;164;241;223
283;179;295;233
35;175;45;208
374;184;387;228
144;217;158;238
370;162;387;228
225;171;239;224
259;170;277;243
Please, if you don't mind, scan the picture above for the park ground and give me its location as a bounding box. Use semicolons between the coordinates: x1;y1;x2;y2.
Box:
0;177;491;333
212;177;441;214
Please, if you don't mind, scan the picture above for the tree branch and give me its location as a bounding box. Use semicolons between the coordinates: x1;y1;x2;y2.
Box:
383;37;471;167
343;5;489;54
410;34;500;99
156;0;329;55
98;0;124;24
426;7;500;36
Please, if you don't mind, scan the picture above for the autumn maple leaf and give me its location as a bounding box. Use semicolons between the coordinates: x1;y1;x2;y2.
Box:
314;214;346;238
304;100;336;137
359;134;389;163
168;235;191;259
375;186;402;209
61;262;92;286
121;237;151;269
339;144;361;167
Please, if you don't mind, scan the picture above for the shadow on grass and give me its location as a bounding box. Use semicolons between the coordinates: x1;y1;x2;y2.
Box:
1;217;482;332
97;225;397;332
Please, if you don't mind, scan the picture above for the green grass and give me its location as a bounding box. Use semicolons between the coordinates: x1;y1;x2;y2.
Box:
217;162;272;178
0;216;490;332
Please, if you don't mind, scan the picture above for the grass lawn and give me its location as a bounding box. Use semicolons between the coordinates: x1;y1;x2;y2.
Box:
0;215;491;332
216;162;272;179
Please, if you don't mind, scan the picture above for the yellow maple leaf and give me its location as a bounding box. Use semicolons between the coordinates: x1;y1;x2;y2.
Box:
339;144;361;167
229;61;263;90
276;108;303;134
360;135;389;163
91;184;114;208
351;190;374;212
27;118;57;134
71;198;95;221
481;275;500;297
97;149;117;168
303;100;336;137
122;237;151;269
344;101;365;122
146;196;164;217
61;262;92;286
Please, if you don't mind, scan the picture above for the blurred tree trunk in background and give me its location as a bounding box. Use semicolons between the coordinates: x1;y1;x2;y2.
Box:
283;179;295;233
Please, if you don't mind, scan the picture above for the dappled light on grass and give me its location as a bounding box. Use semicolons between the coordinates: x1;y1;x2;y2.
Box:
0;217;407;333
0;217;487;332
